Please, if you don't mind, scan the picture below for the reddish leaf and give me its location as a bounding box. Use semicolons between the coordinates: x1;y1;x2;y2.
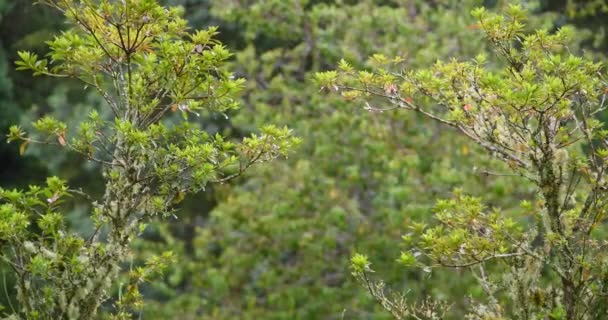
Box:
57;133;66;146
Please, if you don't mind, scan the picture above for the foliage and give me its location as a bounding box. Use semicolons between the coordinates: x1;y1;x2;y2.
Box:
1;0;297;319
132;1;550;319
318;5;608;319
3;0;606;319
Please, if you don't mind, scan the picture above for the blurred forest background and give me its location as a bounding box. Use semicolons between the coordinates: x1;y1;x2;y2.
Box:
1;0;608;319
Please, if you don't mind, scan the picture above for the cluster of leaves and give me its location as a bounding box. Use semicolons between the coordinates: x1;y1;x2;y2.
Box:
1;0;297;319
319;5;608;319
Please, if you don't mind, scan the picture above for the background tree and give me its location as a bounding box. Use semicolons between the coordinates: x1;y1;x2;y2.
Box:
539;0;608;51
0;0;64;187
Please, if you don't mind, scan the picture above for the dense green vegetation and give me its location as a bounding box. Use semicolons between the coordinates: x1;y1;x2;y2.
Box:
1;0;608;319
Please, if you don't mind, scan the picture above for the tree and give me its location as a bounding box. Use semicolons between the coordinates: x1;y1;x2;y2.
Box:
1;0;298;318
318;4;608;319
